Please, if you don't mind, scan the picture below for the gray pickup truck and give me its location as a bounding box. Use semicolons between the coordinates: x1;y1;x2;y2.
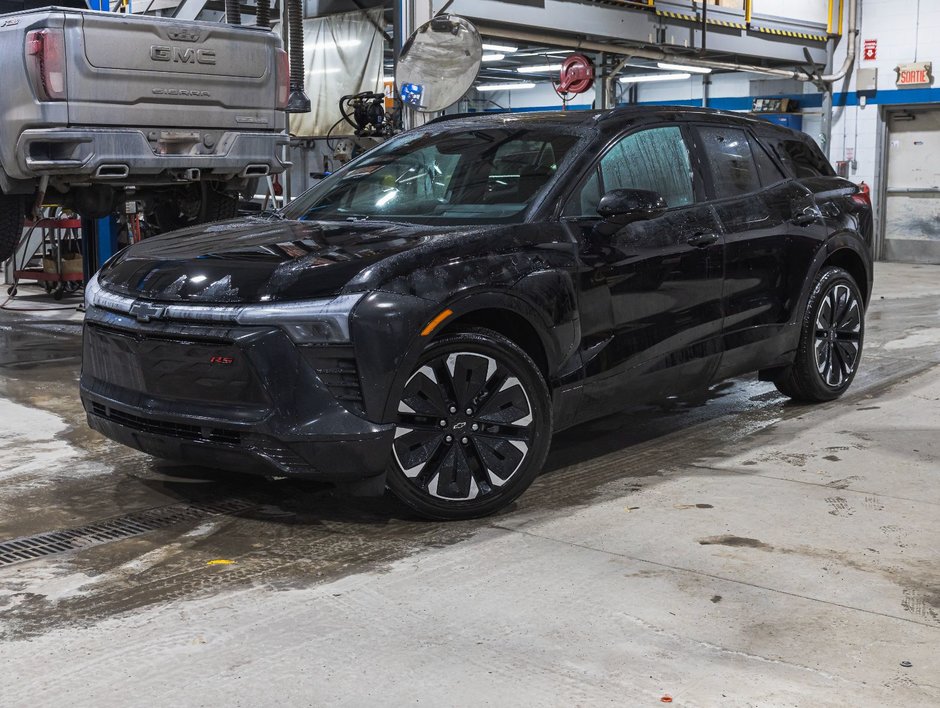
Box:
0;7;290;261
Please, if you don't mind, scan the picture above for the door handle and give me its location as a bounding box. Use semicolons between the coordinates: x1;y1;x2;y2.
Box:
790;211;819;227
688;232;719;248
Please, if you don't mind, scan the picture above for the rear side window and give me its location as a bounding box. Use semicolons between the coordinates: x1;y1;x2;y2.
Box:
750;138;786;186
696;126;761;198
772;139;835;179
565;126;694;216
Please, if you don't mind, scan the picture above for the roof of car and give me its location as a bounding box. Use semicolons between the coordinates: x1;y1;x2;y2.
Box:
428;105;800;138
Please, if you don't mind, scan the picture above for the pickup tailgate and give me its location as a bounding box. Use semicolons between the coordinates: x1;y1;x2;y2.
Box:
67;12;280;131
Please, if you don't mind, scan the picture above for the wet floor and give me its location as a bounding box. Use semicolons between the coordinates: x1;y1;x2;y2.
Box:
1;264;940;706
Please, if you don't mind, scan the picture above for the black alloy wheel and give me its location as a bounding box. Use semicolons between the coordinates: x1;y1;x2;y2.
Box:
774;266;865;402
387;327;551;520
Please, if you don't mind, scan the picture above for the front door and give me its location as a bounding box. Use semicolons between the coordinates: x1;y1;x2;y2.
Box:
562;125;725;418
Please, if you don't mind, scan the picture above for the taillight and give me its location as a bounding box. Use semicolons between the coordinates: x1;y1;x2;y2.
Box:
851;180;872;208
275;48;289;110
26;28;66;101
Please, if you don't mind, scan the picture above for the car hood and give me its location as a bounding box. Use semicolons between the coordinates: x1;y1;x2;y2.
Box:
98;217;467;303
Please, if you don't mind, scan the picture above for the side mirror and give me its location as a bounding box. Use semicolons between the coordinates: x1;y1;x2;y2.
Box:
597;189;667;224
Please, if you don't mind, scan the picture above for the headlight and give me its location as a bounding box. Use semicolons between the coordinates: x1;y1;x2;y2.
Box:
84;273;100;311
235;293;364;343
82;276;362;343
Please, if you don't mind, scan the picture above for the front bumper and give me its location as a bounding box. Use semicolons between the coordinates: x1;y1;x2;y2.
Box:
80;305;395;482
13;128;289;182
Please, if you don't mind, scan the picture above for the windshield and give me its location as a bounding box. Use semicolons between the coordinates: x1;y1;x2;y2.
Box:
282;127;581;225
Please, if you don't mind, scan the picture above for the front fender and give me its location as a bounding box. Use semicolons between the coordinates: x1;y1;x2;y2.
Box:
350;269;579;425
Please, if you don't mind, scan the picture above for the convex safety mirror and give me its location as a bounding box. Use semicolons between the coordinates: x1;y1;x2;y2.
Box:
396;15;482;113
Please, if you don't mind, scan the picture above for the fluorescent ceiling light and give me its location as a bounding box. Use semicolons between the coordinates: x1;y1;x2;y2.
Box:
619;72;691;83
482;43;518;53
482;53;506;62
657;61;712;74
476;82;536;91
382;76;395;83
516;63;562;74
307;67;341;75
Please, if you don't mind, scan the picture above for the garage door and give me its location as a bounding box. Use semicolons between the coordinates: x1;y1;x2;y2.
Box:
885;108;940;263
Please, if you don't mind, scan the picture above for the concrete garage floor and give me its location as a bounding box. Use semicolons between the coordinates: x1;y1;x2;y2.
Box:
1;262;939;707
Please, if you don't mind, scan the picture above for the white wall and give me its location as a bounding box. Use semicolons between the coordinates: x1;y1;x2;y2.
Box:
632;72;751;104
827;0;940;251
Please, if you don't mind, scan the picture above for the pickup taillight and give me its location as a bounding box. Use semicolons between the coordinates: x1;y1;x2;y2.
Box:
26;28;66;101
275;48;289;110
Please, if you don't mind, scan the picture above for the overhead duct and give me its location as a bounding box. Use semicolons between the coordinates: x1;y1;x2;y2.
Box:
477;0;858;85
256;0;271;29
286;0;311;113
224;0;240;25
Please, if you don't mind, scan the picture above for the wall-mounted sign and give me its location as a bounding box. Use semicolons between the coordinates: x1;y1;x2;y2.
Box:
863;39;877;61
896;62;933;88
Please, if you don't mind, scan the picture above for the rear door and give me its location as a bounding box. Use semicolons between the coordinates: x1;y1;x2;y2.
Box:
693;124;817;377
65;12;280;131
563;124;724;415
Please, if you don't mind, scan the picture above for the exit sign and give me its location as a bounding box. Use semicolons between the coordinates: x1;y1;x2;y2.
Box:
896;61;933;88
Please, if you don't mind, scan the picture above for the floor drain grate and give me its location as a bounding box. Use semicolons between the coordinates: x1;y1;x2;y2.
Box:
0;499;255;567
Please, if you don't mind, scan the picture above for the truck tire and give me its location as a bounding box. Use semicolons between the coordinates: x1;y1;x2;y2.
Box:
200;182;239;222
0;194;27;264
146;182;239;235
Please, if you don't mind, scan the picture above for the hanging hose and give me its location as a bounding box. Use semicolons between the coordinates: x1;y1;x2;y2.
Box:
285;0;311;113
224;0;240;25
255;0;270;29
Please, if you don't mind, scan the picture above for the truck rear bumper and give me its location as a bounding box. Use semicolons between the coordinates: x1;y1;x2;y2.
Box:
12;128;289;182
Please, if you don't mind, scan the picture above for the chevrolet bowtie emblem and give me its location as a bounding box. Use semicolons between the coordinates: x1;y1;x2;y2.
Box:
129;301;167;323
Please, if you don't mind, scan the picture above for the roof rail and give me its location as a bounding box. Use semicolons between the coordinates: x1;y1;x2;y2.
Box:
425;111;510;125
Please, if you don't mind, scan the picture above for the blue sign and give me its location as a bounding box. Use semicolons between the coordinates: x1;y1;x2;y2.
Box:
400;83;424;108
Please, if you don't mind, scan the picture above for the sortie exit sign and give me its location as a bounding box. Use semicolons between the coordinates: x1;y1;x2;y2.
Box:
896;61;933;88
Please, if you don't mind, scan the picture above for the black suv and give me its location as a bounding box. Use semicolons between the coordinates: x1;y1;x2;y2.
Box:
81;107;873;519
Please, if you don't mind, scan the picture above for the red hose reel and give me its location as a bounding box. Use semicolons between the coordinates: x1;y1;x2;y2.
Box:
557;53;595;94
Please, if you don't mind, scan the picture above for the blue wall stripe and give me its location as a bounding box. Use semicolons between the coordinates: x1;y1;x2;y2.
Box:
469;86;940;114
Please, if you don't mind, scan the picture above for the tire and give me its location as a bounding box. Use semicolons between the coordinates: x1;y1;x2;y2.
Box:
774;266;865;402
200;182;239;222
0;194;26;264
387;327;552;520
145;182;239;235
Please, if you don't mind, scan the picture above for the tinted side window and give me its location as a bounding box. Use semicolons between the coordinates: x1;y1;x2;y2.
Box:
771;139;835;179
750;138;786;186
697;126;761;198
565;126;693;216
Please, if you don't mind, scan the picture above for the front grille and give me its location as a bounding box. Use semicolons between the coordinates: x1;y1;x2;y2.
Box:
84;323;267;406
91;402;242;445
301;344;365;411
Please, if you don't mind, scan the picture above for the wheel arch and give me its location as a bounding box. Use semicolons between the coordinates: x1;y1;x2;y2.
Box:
438;307;550;380
822;246;871;306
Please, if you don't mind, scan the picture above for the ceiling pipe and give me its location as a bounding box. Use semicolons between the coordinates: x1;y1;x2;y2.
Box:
475;0;858;84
